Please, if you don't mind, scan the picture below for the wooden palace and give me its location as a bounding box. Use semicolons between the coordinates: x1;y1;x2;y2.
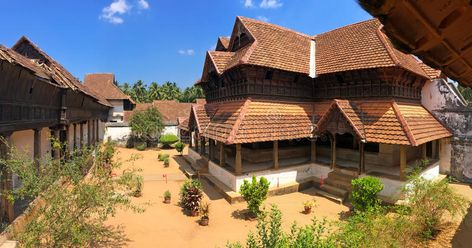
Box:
181;17;453;201
0;37;110;223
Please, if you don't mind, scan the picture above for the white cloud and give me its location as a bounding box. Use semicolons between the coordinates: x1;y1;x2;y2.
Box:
260;0;283;9
100;0;150;24
244;0;254;8
138;0;149;9
178;49;195;56
257;16;269;22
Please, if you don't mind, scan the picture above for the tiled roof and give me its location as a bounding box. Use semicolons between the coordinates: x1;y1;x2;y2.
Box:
0;45;53;81
124;100;192;126
84;73;133;101
10;36;111;107
177;117;189;131
317;100;451;146
216;37;230;51
200;17;440;83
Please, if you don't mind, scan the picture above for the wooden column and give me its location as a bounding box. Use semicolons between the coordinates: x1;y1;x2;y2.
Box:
73;123;77;149
195;134;199;153
87;121;91;146
0;133;14;222
358;141;365;175
33;128;41;162
79;123;84;149
219;142;225;167
95;120;100;142
189;132;193;148
273;140;279;170
431;140;437;159
421;143;427;160
400;145;407;180
235;144;242;175
209;139;215;160
331;134;337;169
311;139;317;162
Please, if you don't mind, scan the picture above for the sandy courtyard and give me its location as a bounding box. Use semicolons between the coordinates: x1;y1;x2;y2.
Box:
106;147;349;248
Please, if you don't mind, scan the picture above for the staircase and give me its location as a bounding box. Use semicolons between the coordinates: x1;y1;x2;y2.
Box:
316;169;358;204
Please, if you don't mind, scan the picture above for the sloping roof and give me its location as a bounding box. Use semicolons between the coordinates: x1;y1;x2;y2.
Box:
84;73;133;101
10;36;111;107
359;0;472;87
200;17;441;84
125;101;192;126
216;37;230;51
177;117;189;131
314;19;432;77
316;100;452;146
0;45;54;82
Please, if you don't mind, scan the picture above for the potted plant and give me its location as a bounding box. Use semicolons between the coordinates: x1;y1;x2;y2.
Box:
199;202;210;226
303;200;316;214
175;141;184;156
163;190;171;204
179;179;203;216
164;157;170;168
130;175;144;197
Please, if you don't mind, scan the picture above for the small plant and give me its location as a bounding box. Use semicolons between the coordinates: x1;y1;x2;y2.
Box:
158;153;169;161
127;174;144;197
163;157;170;168
303;199;316;214
239;176;270;218
160;134;179;149
199;201;210;226
136;143;147;151
175;141;184;155
350;176;384;212
180;179;203;216
163;190;171;204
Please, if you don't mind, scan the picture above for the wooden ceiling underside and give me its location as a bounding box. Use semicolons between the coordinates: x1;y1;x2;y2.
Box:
359;0;472;87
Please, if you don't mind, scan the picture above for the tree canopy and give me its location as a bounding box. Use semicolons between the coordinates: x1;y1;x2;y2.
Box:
119;80;205;103
129;107;164;144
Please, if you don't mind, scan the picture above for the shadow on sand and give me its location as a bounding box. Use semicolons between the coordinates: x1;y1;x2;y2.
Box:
93;225;131;248
452;202;472;247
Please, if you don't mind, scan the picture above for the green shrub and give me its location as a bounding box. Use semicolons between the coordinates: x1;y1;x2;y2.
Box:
350;176;384;212
164;190;171;199
405;175;467;239
175;141;184;155
163;158;170;167
160;134;179;148
239;176;270;216
129;107;164;146
179;179;203;214
226;205;334;248
136;143;147;151
158;153;169;161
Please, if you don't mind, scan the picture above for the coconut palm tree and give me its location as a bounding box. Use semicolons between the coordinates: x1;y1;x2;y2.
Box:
148;82;161;101
160;81;181;100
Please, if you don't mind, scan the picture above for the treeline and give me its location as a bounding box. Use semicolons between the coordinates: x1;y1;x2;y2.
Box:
119;80;205;103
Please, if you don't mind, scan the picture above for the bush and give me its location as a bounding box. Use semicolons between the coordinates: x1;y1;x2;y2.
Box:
350;176;384;212
179;179;203;215
175;141;184;155
136;143;147;151
158;153;169;161
129;107;164;146
164;190;171;199
226;205;333;248
160;134;179;148
239;176;270;216
163;158;170;167
405;175;467;239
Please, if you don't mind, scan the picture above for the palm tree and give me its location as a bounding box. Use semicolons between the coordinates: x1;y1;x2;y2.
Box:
132;80;148;103
160;81;181;100
180;85;205;102
148;82;161;101
120;83;131;95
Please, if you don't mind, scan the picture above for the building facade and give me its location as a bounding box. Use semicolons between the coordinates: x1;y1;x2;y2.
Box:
182;17;453;201
0;37;110;223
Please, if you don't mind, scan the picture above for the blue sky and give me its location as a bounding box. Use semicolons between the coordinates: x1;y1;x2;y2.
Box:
0;0;371;88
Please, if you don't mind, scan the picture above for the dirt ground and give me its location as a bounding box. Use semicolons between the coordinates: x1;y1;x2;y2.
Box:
107;147;472;248
106;147;348;248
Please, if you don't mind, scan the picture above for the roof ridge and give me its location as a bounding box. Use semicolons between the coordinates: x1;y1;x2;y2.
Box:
334;100;366;140
313;18;378;38
226;98;252;144
375;27;401;66
391;101;417;146
238;16;312;39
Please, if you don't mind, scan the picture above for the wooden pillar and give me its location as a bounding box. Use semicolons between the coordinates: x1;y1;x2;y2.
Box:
189;132;193;148
195;134;199;153
73;123;77;149
311;139;317;162
201;137;206;155
95;120;100;142
431;140;437;159
235;144;242;175
219;142;225;167
400;145;407;180
421;143;427;160
79;123;84;148
0;133;14;222
331;134;337;169
87;121;91;146
358;141;365;175
33;128;41;162
273;140;279;170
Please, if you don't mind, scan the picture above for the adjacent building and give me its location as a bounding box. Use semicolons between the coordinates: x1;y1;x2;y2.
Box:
0;36;110;222
182;17;455;201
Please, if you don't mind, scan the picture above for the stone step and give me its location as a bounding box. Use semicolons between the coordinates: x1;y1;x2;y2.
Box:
328;171;358;181
334;168;359;177
324;178;352;191
320;184;348;200
313;188;344;204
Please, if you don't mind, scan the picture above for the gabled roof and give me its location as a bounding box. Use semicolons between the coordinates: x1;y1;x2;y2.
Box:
11;36;111;107
316;99;452;146
216;37;230;51
84;73;133;102
200;17;442;84
125;100;193;126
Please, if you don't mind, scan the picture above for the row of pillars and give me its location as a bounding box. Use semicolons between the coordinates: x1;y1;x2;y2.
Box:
0;119;101;223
